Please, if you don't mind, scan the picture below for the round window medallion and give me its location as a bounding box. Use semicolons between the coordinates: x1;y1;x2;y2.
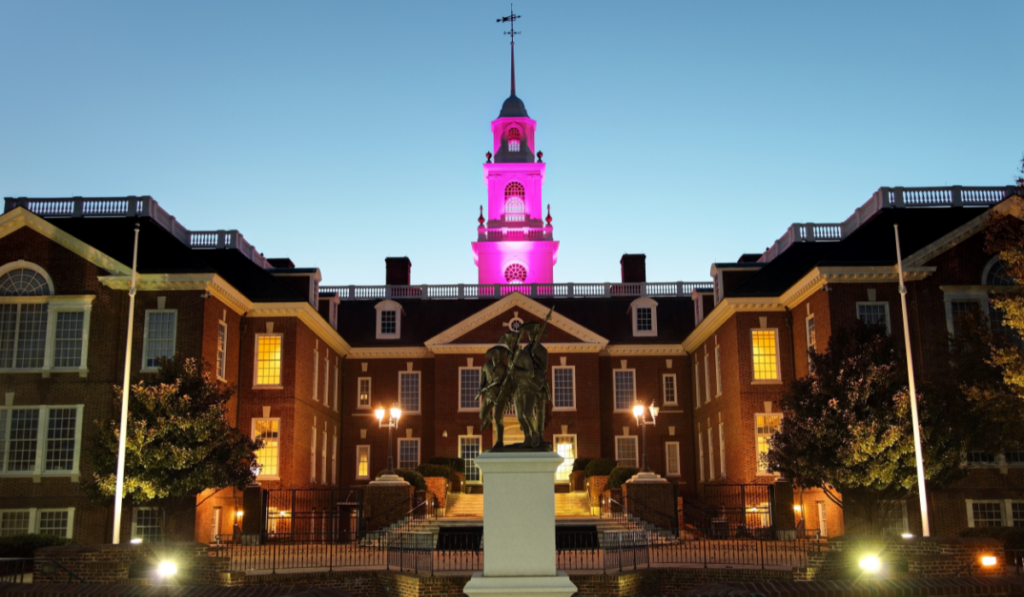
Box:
504;263;527;283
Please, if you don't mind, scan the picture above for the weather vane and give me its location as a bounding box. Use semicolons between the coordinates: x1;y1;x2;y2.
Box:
496;5;521;45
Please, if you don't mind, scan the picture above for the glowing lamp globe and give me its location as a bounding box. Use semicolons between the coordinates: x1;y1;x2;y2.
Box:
632;404;644;418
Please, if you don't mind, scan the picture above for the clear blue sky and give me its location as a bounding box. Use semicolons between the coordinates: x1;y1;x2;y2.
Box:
3;1;1022;285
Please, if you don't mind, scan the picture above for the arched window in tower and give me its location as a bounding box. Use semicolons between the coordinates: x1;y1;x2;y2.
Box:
504;263;528;284
507;127;521;152
504;182;526;222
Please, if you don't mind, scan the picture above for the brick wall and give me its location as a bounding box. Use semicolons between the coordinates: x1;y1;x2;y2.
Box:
795;535;1007;580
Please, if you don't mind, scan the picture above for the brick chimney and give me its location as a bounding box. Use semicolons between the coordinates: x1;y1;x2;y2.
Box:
385;257;412;286
620;254;647;283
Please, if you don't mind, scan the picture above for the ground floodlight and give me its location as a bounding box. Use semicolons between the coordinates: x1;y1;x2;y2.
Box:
157;561;178;577
859;555;881;573
130;538;142;544
981;555;997;567
901;533;914;539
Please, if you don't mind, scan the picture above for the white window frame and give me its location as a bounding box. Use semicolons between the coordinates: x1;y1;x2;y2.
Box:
0;404;84;480
375;300;402;340
332;430;338;486
551;366;577;411
312;349;319;402
553;434;577;482
698;428;705;482
856;301;891;334
253;333;284;388
251;417;281;480
750;329;781;383
614;435;638;469
458;367;482;412
718;421;726;478
333;361;339;411
665;441;680;477
131;507;162;543
942;288;991;337
879;500;909;534
715;345;722;397
321;429;328;483
0;508;75;539
397;437;420;470
356;445;371;480
324;355;330;407
704;354;711;403
398;371;421;414
141;309;177;372
310;425;317;483
662;373;677;405
693;361;701;410
707;426;715;479
613;368;636;412
459;434;483;483
629;297;658;337
965;499;1006;528
357;377;372;410
754;412;783;475
216;320;228;381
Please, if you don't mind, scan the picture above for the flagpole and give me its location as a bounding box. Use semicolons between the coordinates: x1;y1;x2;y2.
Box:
112;223;140;544
894;224;930;537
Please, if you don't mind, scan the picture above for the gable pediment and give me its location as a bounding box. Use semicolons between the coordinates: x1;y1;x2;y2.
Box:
0;208;131;275
424;292;608;352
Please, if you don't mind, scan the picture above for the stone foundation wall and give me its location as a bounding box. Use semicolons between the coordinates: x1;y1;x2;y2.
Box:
34;542;241;586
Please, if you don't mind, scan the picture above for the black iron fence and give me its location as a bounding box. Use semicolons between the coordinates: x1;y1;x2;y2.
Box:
0;558;85;584
701;484;774;533
212;527;821;576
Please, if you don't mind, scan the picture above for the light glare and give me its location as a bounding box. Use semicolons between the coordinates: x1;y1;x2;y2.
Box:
981;556;997;567
157;561;178;577
859;556;881;573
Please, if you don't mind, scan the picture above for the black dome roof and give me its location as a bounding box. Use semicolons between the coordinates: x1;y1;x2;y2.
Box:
499;94;529;118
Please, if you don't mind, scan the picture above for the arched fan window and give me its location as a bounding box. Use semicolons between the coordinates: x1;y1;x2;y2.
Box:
504;182;526;222
507;127;521;152
985;259;1015;286
0;268;51;296
504;263;527;283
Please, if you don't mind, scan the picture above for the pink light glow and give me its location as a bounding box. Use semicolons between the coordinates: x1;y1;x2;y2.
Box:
473;240;559;284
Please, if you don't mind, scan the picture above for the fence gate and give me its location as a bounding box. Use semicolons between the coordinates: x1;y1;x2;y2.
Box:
264;488;363;541
701;484;773;535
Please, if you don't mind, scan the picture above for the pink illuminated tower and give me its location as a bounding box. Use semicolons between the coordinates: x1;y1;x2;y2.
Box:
472;30;558;285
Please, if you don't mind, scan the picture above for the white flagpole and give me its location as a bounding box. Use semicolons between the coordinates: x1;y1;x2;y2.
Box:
894;224;931;537
112;223;140;544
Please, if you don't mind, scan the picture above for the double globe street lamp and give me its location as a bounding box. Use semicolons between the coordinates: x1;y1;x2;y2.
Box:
375;406;402;476
632;402;659;473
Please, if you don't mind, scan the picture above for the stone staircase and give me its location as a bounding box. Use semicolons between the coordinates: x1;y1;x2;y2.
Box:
555;492;592;517
444;492;594;519
490;414;525;446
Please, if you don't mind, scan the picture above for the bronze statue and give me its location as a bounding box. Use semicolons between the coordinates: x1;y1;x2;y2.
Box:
476;307;554;451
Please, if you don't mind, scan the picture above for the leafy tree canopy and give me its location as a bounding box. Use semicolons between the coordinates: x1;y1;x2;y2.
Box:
985;209;1024;394
90;356;259;504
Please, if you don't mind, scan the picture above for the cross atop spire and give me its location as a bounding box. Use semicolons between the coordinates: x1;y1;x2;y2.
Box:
496;6;521;96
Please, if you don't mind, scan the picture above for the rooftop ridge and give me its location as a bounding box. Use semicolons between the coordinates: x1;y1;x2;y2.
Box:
4;195;272;269
757;185;1016;264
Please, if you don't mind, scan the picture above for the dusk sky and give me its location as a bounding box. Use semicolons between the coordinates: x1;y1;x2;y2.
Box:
3;1;1023;286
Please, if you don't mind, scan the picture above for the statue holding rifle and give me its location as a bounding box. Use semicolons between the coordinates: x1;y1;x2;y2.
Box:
476;307;554;451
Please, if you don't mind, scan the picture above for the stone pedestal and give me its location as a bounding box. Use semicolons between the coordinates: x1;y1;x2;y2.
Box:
463;452;577;597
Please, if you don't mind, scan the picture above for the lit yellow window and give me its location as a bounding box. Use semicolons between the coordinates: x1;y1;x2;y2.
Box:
751;330;778;381
356;446;370;479
755;414;782;473
253;418;280;477
256;334;282;386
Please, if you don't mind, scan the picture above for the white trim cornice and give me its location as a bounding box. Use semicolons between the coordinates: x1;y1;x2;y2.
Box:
0;208;131;275
99;273;252;316
430;342;605;355
779;266;935;310
682;297;787;353
424;291;609;349
348;346;434;359
249;302;351;356
605;344;687;357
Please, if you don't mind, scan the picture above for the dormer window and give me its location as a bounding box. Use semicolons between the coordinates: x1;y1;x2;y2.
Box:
507;127;521;152
374;300;402;340
629;297;658;337
504;182;526;222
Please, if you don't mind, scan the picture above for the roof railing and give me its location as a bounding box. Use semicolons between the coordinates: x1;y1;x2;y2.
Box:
757;186;1018;264
319;281;711;301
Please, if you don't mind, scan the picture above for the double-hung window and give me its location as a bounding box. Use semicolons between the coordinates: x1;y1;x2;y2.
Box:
662;374;677;405
252;418;280;479
714;345;722;396
399;371;420;413
613;369;636;411
755;413;782;474
375;301;402;339
665;442;680;477
459;435;482;482
552;366;575;410
132;507;162;543
704;354;711;403
254;334;283;387
856;302;891;334
459;367;481;411
312;349;319;402
630;298;658;337
615;436;638;468
216;321;228;380
357;377;372;409
398;438;420;470
751;330;780;382
554;435;577;481
142;310;177;370
693;362;701;409
356;445;371;480
0;405;84;479
0;508;74;539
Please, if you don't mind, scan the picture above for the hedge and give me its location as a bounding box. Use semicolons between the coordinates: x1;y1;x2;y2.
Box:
608;466;640;489
429;457;466;472
376;468;427;490
585;458;617;478
417;463;453;478
572;458;592;473
0;534;72;558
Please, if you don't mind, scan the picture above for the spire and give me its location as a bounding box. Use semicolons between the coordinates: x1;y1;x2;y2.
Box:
496;7;528;118
510;41;516;97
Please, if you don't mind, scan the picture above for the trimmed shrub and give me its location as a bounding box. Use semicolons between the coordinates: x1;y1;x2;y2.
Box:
608;466;640;489
959;526;1024;550
417;463;453;478
572;458;592;473
429;457;466;472
377;468;427;490
0;534;72;558
585;458;617;478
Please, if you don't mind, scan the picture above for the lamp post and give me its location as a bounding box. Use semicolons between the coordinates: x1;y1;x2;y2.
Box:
632;402;659;473
375;406;402;476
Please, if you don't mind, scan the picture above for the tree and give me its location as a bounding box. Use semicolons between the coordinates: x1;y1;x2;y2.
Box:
766;323;974;534
90;356;260;540
985;207;1024;394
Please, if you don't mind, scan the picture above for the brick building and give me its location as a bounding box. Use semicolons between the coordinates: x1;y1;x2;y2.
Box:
2;46;1023;543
